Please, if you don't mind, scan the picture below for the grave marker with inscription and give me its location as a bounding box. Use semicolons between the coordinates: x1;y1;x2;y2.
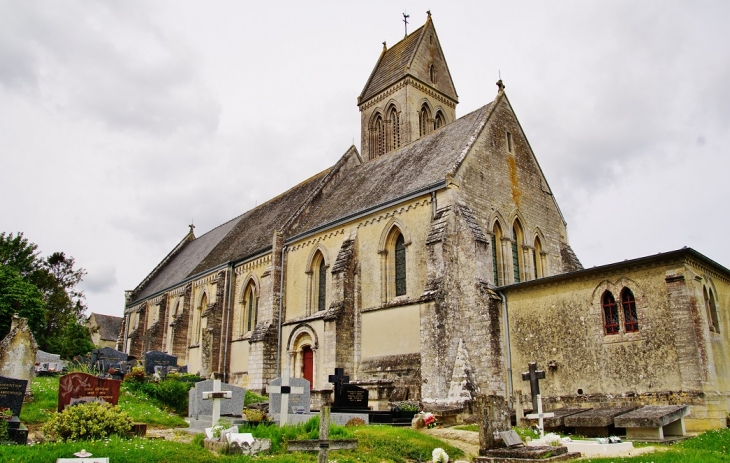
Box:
144;350;177;376
0;375;27;417
58;373;121;412
268;368;310;425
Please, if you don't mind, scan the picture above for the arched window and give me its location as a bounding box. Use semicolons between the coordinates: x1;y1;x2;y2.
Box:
370;113;386;160
388;106;400;152
429;63;437;83
704;286;720;333
512;221;523;283
317;255;327;311
395;233;406;296
602;291;619;335
492;223;503;286
621;288;639;333
434;111;445;130
419;104;431;137
193;293;206;345
240;280;258;334
533;236;544;279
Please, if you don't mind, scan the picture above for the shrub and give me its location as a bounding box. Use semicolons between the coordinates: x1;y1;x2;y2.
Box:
123;366;146;383
166;372;202;384
41;402;133;442
0;419;8;441
345;417;366;427
244;408;267;422
244;390;267;406
395;401;420;412
122;378;192;415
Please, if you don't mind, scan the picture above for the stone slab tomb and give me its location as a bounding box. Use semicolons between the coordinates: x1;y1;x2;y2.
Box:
144;350;177;376
614;405;690;441
563;406;640;437
57;373;121;412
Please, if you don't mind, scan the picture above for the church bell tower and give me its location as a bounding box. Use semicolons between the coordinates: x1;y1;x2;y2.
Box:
358;12;459;160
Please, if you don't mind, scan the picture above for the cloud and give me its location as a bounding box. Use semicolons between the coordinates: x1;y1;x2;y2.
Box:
79;262;118;294
0;1;220;136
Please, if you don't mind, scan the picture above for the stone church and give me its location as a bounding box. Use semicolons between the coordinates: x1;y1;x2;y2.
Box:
123;14;730;431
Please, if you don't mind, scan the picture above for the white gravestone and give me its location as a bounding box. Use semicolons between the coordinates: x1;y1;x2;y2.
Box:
202;379;232;428
267;368;304;426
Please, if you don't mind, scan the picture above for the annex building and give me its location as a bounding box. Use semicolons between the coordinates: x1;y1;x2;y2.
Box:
122;14;730;431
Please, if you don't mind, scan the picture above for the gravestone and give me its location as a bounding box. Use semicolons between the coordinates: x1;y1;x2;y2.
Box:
525;394;554;440
90;347;129;373
188;380;245;420
58;373;121;412
0;375;27;417
144;350;177;376
328;368;369;411
521;362;545;413
0;375;29;444
269;374;310;416
0;315;38;394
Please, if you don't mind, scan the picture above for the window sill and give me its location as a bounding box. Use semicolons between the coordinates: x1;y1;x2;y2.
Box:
602;331;642;344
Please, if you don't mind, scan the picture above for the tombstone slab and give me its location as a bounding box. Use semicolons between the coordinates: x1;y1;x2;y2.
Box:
269;376;310;415
0;375;28;417
332;384;369;410
144;350;177;376
614;405;690;441
58;373;121;412
89;347;128;374
563;406;641;437
188;380;245;420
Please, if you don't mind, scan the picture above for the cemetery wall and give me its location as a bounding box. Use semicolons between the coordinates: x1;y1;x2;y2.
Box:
504;255;730;431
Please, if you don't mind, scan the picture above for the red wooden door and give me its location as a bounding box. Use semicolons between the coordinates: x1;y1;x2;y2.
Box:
302;346;314;389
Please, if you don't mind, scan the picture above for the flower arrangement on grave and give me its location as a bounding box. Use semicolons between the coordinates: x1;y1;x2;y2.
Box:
0;407;12;420
395;401;420;413
423;412;437;428
432;447;449;462
244;408;269;423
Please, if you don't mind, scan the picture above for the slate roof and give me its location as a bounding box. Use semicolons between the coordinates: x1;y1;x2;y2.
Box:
128;100;494;306
359;25;425;103
288;103;492;237
90;313;123;342
129;170;328;304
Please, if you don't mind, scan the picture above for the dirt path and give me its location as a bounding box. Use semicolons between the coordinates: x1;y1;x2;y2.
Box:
421;428;480;461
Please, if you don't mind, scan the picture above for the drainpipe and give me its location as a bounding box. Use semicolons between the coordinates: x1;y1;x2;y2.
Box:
276;245;288;377
222;262;234;383
498;290;513;406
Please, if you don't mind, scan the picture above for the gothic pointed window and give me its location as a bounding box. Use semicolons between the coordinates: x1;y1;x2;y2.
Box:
704;286;720;333
602;291;619;335
429;63;437;84
395;233;406;296
533;236;544;279
193;293;206;345
242;281;258;333
370;113;386;160
492;223;503;286
434;110;445;130
419;104;431;137
388;106;400;151
317;254;327;311
512;221;523;283
621;288;639;333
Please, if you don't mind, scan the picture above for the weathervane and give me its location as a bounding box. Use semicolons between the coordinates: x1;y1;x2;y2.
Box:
403;12;410;37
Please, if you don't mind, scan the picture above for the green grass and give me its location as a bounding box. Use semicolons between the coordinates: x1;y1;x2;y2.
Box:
20;375;187;428
453;424;479;432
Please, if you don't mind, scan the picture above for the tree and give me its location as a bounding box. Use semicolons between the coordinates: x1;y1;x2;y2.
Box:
0;232;94;359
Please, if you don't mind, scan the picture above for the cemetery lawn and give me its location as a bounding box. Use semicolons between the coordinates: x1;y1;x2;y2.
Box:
20;376;187;428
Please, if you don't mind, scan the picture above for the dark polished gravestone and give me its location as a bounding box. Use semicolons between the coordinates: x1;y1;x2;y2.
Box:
58;372;121;412
0;375;29;444
144;350;177;376
90;347;129;371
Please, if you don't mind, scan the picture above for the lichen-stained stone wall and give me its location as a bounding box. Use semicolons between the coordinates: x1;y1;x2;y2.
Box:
504;254;730;431
453;94;575;284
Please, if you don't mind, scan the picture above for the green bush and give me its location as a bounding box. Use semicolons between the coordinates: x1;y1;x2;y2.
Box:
0;419;9;441
41;402;133;442
244;389;267;406
122;379;191;415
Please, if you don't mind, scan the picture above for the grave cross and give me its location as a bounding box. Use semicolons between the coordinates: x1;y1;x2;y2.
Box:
202;379;232;428
287;406;357;463
328;367;349;396
525;394;554;440
267;367;304;426
521;362;546;413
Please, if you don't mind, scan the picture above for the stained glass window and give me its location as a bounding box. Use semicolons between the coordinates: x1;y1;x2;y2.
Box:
395;234;406;296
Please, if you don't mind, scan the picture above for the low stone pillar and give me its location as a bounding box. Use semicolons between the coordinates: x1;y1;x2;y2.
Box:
476;394;510;455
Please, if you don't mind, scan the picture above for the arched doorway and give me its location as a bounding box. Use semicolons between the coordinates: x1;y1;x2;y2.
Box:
302;345;313;389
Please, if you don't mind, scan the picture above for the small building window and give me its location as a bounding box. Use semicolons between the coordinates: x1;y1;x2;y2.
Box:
512;221;523;283
419;104;431;137
429;63;437;84
492;223;503;286
533;236;544;279
434;111;445;130
395;233;406;296
704;286;720;333
507;132;513;152
317;256;327;311
621;288;639;333
602;291;619;335
388;106;400;152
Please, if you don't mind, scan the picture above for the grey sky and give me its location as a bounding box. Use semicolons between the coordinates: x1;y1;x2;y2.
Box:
1;1;728;317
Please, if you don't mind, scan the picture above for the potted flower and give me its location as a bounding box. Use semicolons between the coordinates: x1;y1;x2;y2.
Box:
394;401;420;420
0;407;12;421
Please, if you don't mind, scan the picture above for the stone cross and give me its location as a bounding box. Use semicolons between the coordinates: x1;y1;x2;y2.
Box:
525;394;554;440
268;367;304;426
521;362;546;413
286;406;357;462
202;379;232;427
328;367;349;396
